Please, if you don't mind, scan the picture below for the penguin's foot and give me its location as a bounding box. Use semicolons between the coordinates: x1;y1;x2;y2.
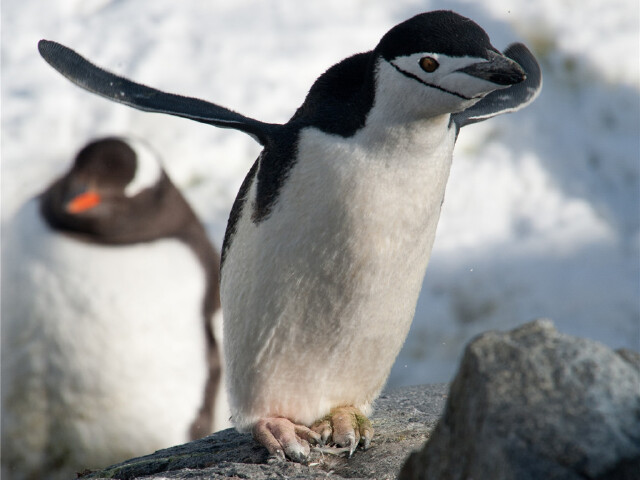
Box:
311;406;373;457
252;417;322;463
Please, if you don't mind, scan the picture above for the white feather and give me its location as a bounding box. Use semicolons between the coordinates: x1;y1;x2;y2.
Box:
123;138;163;197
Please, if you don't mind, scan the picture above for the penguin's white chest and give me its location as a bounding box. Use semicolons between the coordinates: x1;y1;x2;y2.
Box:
1;199;208;476
222;116;456;430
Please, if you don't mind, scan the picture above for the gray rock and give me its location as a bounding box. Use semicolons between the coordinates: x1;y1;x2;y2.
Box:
400;319;640;480
80;384;448;479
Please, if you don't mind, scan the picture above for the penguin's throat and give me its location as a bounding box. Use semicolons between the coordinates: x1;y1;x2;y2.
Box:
371;112;450;145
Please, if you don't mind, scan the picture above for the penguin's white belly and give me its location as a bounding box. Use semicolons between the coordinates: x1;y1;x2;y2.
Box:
222;119;455;430
1;199;208;478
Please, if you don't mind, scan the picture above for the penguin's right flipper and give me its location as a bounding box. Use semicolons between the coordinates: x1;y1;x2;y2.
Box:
452;43;542;130
38;40;277;146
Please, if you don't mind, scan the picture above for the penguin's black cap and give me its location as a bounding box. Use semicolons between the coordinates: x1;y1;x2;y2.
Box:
376;10;499;61
71;137;138;189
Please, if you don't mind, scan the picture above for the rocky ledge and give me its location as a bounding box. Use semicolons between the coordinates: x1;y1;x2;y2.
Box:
81;384;448;479
82;320;640;480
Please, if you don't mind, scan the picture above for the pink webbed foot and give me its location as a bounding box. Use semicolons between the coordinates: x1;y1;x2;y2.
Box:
252;417;322;463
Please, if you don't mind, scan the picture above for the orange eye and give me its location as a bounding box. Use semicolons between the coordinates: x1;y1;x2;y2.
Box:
419;57;439;73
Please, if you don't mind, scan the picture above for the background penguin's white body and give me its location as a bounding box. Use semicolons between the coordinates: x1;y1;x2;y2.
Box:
1;138;229;480
222;115;456;429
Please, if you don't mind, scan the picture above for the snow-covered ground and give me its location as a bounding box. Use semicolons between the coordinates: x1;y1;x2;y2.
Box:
2;0;639;385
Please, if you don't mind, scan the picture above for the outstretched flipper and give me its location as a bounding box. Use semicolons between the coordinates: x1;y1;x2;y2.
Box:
452;43;542;130
38;40;278;146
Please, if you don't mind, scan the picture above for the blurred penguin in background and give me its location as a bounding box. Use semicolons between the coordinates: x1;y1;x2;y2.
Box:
1;137;229;480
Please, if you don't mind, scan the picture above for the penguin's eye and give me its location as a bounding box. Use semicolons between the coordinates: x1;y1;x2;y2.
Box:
419;57;439;73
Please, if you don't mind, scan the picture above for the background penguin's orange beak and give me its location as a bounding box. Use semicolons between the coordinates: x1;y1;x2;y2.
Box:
66;190;101;213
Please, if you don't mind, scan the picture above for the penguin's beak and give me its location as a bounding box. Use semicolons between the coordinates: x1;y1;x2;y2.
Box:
456;50;526;86
66;189;102;214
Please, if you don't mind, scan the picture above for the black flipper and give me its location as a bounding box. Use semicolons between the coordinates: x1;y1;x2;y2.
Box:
38;40;278;146
452;43;542;130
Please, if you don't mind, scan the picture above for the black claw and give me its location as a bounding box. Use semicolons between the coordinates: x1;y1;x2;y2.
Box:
267;449;287;464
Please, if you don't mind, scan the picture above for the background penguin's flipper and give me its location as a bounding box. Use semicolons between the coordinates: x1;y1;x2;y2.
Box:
38;40;277;146
452;43;542;130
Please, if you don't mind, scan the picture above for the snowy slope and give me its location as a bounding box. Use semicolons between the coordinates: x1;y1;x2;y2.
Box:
2;0;638;385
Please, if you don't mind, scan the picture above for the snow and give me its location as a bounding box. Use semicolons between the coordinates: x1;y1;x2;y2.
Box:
2;0;639;386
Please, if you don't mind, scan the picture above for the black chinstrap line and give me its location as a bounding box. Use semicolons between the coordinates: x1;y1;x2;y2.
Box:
388;61;472;101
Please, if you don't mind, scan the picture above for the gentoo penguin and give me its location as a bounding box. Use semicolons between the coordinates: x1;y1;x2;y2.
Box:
38;10;542;463
1;137;229;480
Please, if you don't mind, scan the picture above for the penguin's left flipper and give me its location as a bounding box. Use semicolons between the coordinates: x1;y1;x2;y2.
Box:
252;417;322;463
452;42;542;129
37;40;278;146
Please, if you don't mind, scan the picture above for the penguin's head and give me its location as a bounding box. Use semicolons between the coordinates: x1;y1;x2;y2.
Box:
373;10;526;120
41;137;191;243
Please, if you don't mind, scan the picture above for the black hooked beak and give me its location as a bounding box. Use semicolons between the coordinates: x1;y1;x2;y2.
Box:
457;50;526;86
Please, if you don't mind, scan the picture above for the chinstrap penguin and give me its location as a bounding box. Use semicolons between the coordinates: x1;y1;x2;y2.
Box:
38;10;542;463
1;137;229;479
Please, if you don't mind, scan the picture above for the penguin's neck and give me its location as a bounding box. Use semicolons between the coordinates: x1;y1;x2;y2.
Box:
356;111;453;160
